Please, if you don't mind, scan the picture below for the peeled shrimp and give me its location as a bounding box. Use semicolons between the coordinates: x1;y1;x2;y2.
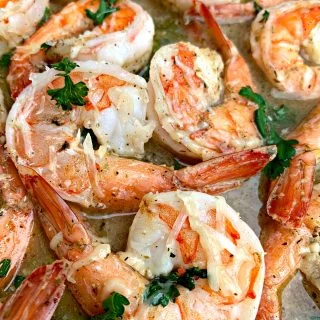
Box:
6;60;275;212
251;0;320;100
0;0;49;57
257;183;320;319
26;170;265;319
267;104;320;228
8;0;155;99
0;260;67;320
148;4;262;162
0;146;34;291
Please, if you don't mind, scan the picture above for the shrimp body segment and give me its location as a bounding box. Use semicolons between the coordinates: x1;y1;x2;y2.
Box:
27;171;265;319
0;146;33;291
123;191;265;320
251;1;320;100
0;260;67;320
267;104;320;228
6;61;276;212
148;10;262;162
0;0;49;56
8;0;155;99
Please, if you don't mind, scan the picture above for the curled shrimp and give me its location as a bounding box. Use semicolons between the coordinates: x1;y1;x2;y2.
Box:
251;0;320;100
26;169;265;319
0;260;67;320
0;146;34;291
8;0;155;99
148;4;262;162
6;60;276;212
257;183;320;319
0;0;49;56
267;104;320;228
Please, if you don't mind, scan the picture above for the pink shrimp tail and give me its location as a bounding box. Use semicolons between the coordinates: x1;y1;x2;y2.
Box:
267;151;316;228
0;260;67;320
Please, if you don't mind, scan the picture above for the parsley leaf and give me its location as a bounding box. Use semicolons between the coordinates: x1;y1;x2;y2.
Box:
0;259;11;277
38;7;52;27
13;275;25;288
144;267;207;307
47;58;89;111
0;52;13;68
86;0;118;26
260;10;270;23
239;86;298;179
51;58;78;75
90;292;129;320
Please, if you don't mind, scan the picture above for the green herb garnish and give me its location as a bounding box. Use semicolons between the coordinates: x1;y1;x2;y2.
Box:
38;7;52;27
0;259;11;277
144;267;207;307
0;52;13;68
47;58;88;111
86;0;118;26
13;275;25;288
239;86;298;179
90;292;129;320
260;10;270;23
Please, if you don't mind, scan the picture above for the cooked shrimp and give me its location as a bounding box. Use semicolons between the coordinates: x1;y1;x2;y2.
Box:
0;90;6;144
257;183;320;319
267;104;320;228
122;191;265;319
7;0;154;99
148;4;262;162
26;170;265;319
0;260;67;320
0;146;34;291
0;0;49;57
251;0;320;100
6;60;276;212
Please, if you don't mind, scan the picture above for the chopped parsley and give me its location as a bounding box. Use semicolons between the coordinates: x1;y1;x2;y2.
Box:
239;86;298;179
144;267;207;307
0;52;13;68
13;275;25;288
38;7;52;27
0;259;11;277
86;0;118;26
260;10;270;23
90;292;129;320
47;58;88;111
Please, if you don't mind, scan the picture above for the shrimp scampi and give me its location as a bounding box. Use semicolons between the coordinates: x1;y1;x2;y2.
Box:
8;0;155;99
0;0;49;56
6;60;276;212
25;168;265;319
148;4;262;163
251;0;320;100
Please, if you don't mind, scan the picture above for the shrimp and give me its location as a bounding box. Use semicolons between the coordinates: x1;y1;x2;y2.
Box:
0;260;67;320
257;183;320;319
0;90;6;144
147;3;262;163
251;0;320;100
267;104;320;228
25;168;265;319
7;0;155;99
0;146;34;291
0;0;49;57
6;60;276;212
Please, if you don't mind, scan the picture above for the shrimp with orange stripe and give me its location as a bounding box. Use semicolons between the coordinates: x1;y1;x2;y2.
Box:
0;0;49;57
148;3;263;163
8;0;155;99
251;0;320;100
6;60;275;213
25;166;265;319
